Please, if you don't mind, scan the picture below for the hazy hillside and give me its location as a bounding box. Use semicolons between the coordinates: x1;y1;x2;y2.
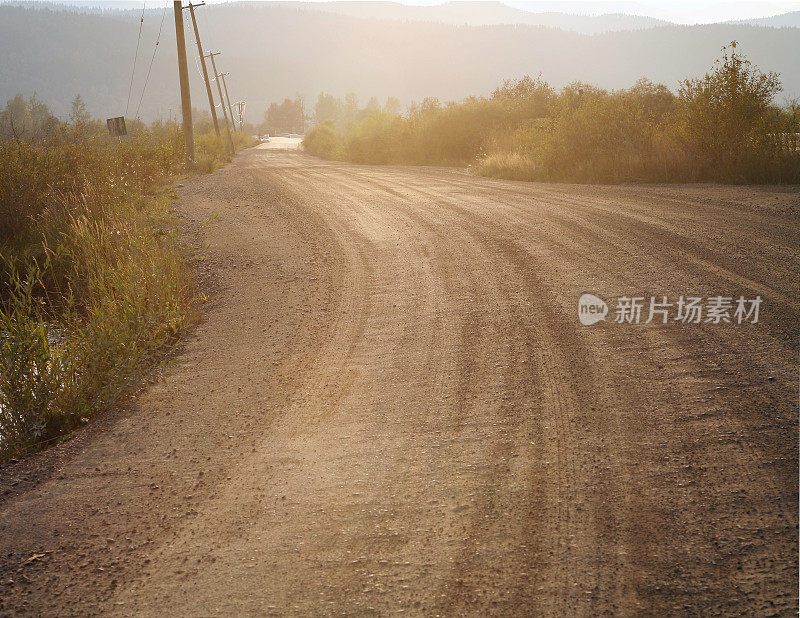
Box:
272;1;670;33
1;3;798;122
729;10;800;28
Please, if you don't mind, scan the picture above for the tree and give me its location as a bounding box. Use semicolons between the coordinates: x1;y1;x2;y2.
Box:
0;93;59;142
675;41;783;180
263;96;306;134
341;93;360;129
492;74;554;119
384;96;402;116
69;94;91;126
314;93;342;125
418;97;441;115
364;97;381;114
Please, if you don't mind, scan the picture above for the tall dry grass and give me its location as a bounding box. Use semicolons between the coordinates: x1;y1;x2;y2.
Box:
0;118;248;460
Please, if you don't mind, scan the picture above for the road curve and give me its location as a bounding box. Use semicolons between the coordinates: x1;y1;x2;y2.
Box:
1;145;797;616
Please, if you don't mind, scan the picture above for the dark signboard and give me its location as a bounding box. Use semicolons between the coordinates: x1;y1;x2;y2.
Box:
106;116;127;137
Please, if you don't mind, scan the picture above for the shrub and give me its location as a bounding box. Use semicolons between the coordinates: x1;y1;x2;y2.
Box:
671;41;796;182
346;113;406;164
0;113;236;460
304;121;346;160
532;80;677;182
0;182;196;460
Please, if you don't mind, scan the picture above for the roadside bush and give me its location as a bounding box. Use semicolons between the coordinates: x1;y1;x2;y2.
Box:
533;80;677;182
0;108;250;460
406;97;509;165
473;150;538;181
303;43;799;184
671;41;797;183
304;121;346;160
474;122;543;180
0;123;183;248
196;131;229;172
346;113;406;164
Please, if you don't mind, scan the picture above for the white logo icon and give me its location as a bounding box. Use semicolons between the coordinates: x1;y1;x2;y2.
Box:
578;293;608;325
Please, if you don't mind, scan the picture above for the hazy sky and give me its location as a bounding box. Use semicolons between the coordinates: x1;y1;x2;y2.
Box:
16;0;800;24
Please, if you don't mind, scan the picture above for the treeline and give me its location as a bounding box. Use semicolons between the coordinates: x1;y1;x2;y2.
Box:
0;94;249;461
4;4;800;123
304;43;800;184
261;97;306;135
258;93;403;135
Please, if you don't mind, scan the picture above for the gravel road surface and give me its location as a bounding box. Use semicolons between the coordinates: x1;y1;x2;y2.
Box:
1;145;797;616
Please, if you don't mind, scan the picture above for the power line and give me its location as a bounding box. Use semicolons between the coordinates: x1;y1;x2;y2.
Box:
199;2;218;56
187;2;221;136
134;1;169;120
125;2;146;117
185;10;224;111
185;10;214;88
196;7;232;113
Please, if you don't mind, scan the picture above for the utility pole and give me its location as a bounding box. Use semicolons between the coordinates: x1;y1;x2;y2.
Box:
219;72;236;132
205;51;235;153
174;1;195;166
186;2;220;136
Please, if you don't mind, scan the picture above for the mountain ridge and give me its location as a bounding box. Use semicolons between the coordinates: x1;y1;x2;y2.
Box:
0;3;797;122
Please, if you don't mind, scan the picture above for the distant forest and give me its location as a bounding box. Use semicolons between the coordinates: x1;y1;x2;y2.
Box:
0;3;799;123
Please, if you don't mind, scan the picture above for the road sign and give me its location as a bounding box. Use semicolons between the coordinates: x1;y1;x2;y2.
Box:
107;116;127;137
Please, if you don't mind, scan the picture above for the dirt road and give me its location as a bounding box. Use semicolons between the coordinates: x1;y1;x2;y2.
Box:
1;145;797;616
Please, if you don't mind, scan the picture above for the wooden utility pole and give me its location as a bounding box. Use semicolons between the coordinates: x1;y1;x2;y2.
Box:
219;72;237;131
205;52;235;153
173;1;195;167
186;2;220;136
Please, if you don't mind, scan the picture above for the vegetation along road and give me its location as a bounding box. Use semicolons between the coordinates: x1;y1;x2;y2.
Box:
0;142;797;615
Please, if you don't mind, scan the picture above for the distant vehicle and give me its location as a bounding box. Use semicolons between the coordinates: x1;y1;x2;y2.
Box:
258;134;270;143
288;133;303;139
